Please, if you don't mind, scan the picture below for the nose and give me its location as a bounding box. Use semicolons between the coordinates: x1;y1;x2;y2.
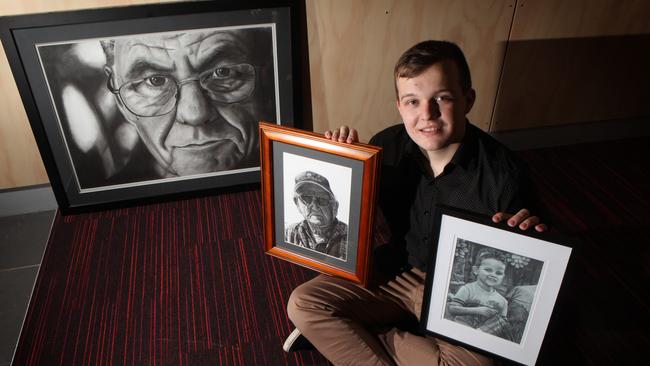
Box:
421;100;441;121
175;82;212;125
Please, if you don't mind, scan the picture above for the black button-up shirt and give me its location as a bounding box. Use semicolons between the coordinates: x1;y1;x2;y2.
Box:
370;122;536;271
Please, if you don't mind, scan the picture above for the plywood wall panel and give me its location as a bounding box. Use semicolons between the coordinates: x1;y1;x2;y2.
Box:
306;0;516;141
0;0;175;189
6;0;647;188
508;0;650;40
492;0;650;131
0;46;48;188
0;0;173;16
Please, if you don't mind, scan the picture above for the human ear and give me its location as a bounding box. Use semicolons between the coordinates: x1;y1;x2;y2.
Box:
464;88;476;114
104;66;119;96
103;65;114;81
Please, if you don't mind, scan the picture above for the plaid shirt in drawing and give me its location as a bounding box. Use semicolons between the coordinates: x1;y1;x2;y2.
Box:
448;281;508;328
285;219;348;261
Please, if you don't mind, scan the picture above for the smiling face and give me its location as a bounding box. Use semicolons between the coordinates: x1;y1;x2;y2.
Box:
107;30;264;176
474;258;506;291
294;185;337;228
396;60;475;156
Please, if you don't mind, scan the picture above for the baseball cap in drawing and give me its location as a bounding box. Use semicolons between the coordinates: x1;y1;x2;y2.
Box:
294;171;334;197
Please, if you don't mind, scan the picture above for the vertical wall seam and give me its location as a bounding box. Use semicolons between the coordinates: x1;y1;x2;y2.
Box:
488;0;520;132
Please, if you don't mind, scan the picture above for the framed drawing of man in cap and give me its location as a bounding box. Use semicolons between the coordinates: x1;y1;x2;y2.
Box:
285;170;350;261
259;122;382;286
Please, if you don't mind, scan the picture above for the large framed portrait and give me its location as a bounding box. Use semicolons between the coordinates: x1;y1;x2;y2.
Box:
0;0;308;214
420;206;572;366
259;122;382;286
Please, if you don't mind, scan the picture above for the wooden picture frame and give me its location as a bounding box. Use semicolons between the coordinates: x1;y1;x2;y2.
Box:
0;0;308;214
420;206;572;365
259;122;382;286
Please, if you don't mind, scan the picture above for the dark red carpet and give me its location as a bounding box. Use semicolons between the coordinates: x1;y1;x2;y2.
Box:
14;192;328;365
13;137;649;365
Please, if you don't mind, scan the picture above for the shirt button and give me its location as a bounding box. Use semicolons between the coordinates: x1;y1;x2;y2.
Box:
422;237;428;242
424;210;430;216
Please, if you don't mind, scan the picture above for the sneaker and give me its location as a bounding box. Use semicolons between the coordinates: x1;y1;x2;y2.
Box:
282;328;315;352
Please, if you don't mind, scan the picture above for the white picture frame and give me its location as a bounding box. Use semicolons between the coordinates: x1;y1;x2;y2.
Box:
420;206;572;366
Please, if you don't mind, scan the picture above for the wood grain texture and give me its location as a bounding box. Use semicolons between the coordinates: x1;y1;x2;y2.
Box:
4;0;649;188
508;0;650;40
0;46;48;188
492;0;650;131
258;122;381;286
0;0;173;16
306;0;516;141
0;0;175;189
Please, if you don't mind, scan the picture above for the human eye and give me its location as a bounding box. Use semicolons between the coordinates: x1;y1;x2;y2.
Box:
144;75;170;88
128;75;173;96
496;271;504;276
203;64;251;85
119;74;177;116
404;99;418;107
435;94;455;104
200;63;255;103
212;66;235;79
316;197;331;206
301;195;318;205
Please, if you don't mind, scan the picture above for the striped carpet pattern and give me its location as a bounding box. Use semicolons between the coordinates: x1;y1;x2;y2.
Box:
13;191;328;365
14;137;649;365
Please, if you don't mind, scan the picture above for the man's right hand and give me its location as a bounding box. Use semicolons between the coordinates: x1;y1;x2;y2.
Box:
324;126;359;143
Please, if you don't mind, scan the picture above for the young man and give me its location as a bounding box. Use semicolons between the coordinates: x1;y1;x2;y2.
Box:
285;40;546;365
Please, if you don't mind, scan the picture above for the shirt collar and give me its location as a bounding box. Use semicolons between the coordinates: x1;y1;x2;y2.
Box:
449;120;479;171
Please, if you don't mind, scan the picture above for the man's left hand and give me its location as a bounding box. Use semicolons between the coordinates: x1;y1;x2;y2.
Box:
492;209;547;232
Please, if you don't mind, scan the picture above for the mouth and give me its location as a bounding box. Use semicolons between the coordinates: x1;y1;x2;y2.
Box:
175;139;229;150
307;211;325;220
419;125;442;134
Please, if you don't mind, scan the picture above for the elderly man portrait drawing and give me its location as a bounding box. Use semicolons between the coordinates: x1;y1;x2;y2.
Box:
100;27;276;183
285;171;349;261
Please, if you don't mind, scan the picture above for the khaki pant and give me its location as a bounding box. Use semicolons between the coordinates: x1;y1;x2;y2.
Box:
287;269;495;366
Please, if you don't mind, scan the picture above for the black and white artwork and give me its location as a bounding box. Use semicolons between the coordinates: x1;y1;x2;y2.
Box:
444;239;542;344
36;24;278;192
421;209;572;365
282;152;351;261
260;122;381;285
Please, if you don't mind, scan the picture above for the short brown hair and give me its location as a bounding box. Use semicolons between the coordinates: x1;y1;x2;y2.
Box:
475;250;507;268
393;40;472;98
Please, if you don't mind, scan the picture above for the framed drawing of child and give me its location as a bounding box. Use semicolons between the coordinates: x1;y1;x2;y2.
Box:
420;206;572;366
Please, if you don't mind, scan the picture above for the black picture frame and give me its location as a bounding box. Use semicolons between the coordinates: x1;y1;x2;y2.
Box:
420;206;572;366
0;0;310;214
259;122;382;286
